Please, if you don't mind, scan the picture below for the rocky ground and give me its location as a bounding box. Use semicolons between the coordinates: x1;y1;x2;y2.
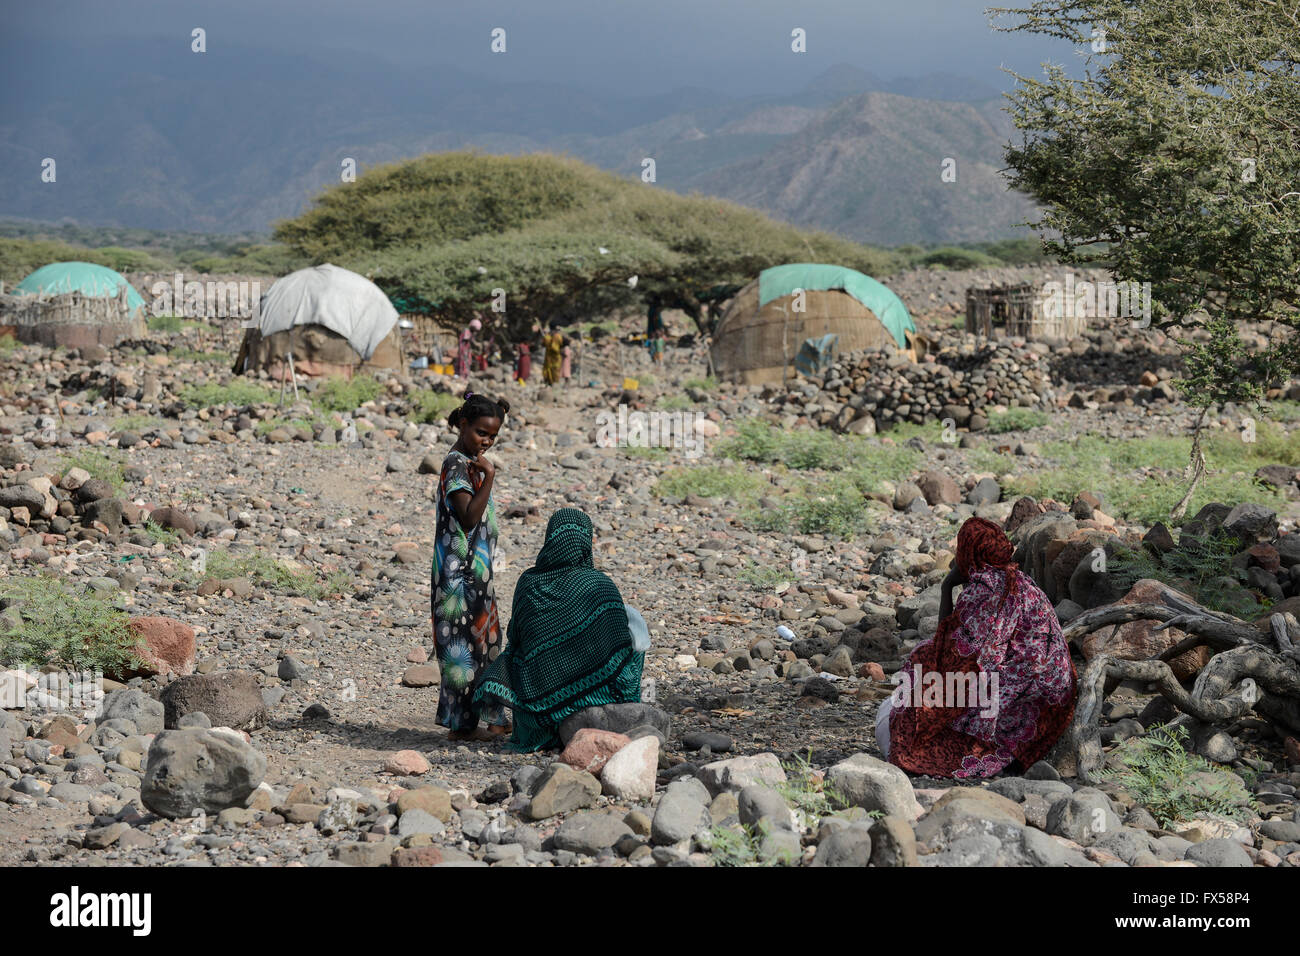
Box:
1;292;1299;868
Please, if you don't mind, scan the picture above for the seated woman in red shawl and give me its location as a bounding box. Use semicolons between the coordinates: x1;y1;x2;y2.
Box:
878;516;1077;779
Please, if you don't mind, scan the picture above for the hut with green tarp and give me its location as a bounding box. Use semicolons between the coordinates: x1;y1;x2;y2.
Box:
709;264;916;384
1;261;147;349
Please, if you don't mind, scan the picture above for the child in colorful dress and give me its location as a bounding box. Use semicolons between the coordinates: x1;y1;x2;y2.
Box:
432;392;512;741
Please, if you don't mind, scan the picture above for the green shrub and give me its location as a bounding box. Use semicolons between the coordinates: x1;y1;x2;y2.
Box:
622;445;668;460
197;550;349;601
169;349;226;363
915;246;1002;269
112;413;163;433
654;464;762;502
0;334;18;355
313;374;385;413
719;420;850;470
411;389;461;425
720;419;922;492
143;519;181;548
1002;432;1289;525
701;823;764;867
657;393;693;412
148;314;183;333
178;379;274;408
1108;532;1267;617
1097;724;1257;828
747;478;870;539
698;820;798;867
683;376;718;390
987;408;1050;433
777;750;859;820
255;416;317;436
736;560;789;589
59;448;127;493
0;576;145;673
147;314;203;333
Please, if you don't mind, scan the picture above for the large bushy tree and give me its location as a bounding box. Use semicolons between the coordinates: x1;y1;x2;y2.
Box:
273;152;902;340
993;0;1300;515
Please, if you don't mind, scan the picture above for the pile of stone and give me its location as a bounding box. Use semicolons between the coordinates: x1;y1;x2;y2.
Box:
768;339;1054;435
9;687;1292;867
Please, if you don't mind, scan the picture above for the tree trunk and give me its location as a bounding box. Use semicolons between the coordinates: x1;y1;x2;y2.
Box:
1050;596;1300;780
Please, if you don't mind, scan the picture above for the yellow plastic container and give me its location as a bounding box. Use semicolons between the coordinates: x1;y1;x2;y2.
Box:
623;377;639;391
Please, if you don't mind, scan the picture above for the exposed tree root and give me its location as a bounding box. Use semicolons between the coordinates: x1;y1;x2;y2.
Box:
1050;601;1300;781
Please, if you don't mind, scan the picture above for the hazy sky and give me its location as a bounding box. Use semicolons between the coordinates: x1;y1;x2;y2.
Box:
5;0;1074;98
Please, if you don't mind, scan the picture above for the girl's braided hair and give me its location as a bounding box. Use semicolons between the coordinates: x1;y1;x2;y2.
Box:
448;391;510;429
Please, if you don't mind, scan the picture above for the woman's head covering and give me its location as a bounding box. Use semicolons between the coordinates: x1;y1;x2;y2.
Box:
955;516;1019;605
534;508;595;572
473;508;641;751
469;319;482;332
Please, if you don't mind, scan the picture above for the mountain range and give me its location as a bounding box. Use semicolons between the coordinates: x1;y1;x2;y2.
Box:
0;37;1039;246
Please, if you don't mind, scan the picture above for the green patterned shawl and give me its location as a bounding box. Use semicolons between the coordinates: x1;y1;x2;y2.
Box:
475;508;643;752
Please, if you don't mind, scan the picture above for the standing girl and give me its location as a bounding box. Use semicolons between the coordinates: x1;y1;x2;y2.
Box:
432;392;512;740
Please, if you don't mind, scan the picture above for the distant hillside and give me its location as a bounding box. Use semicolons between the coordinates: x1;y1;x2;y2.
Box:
0;37;1038;246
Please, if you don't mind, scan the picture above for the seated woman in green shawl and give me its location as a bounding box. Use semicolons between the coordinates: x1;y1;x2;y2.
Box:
474;508;645;752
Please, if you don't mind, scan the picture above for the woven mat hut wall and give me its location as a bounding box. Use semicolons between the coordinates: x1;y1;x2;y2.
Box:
711;281;900;385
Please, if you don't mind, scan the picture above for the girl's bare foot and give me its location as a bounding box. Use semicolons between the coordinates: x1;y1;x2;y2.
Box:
487;723;512;737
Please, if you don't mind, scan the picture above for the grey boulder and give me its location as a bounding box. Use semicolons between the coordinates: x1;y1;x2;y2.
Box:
141;728;267;819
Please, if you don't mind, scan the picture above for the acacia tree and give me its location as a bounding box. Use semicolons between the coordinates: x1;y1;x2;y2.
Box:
274;152;901;342
992;0;1300;517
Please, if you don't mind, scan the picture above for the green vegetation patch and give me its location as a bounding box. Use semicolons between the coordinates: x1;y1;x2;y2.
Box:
1097;724;1257;828
198;549;348;600
0;576;145;673
1002;430;1293;526
654;463;763;503
411;389;462;425
312;374;385;413
987;408;1050;433
59;448;127;494
177;379;274;408
1108;531;1268;618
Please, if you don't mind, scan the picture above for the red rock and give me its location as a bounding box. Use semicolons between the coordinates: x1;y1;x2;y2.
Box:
123;616;196;679
1004;496;1045;535
406;647;428;663
384;750;430;776
860;662;886;681
559;728;631;776
1248;544;1281;574
1081;579;1210;680
392;846;444;867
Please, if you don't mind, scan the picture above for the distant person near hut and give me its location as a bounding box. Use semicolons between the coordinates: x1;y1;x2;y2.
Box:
646;301;667;365
542;328;564;385
457;319;481;379
514;341;532;384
